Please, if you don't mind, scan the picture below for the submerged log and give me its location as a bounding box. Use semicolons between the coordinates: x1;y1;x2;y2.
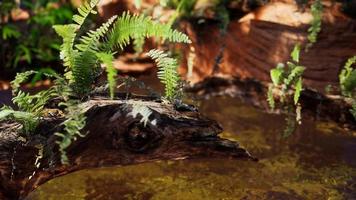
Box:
0;97;253;200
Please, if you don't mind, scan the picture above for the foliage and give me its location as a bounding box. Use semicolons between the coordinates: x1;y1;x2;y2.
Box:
339;56;356;120
55;100;86;164
306;0;323;50
54;1;190;97
267;44;305;136
0;71;59;135
1;0;191;165
268;44;305;108
0;0;75;72
339;56;356;97
147;49;181;101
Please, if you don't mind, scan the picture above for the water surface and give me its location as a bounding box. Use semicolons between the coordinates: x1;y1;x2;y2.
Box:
27;96;356;200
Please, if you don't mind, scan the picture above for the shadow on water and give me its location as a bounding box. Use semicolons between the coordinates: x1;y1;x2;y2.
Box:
25;95;356;200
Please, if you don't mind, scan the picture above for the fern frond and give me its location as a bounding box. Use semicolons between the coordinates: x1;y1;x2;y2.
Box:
106;12;191;51
267;85;275;110
96;52;117;99
11;71;37;94
147;49;180;100
53;24;79;75
284;65;305;88
340;56;356;97
55;100;86;164
70;50;97;95
76;15;118;53
307;0;323;48
72;0;99;26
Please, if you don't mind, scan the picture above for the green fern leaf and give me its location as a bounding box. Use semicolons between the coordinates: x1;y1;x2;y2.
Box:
147;49;180;100
72;0;99;26
76;15;118;53
96;52;117;99
294;77;303;105
106;12;191;51
53;24;79;72
291;44;300;63
270;63;284;86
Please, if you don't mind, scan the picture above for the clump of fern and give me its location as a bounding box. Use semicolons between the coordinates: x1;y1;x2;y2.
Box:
267;44;305;137
0;71;59;135
53;0;191;98
339;56;356;120
0;0;192;164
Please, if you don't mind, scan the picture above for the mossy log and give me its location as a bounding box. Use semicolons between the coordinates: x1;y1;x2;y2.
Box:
0;97;253;200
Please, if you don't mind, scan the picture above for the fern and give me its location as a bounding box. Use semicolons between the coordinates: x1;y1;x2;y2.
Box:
339;56;356;97
72;0;99;26
96;52;117;99
76;15;118;53
267;44;305;136
54;2;191;97
307;0;323;49
106;12;191;51
147;49;180;100
55;100;86;164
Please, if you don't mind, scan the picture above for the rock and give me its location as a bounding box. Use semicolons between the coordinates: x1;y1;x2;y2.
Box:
179;1;356;93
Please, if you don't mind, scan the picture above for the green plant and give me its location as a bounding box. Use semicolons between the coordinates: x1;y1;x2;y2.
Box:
54;3;190;97
0;0;191;164
148;49;181;101
339;56;356;120
306;0;323;50
267;44;305;136
339;56;356;97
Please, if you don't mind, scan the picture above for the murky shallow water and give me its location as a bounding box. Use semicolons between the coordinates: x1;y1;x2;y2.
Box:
26;96;356;200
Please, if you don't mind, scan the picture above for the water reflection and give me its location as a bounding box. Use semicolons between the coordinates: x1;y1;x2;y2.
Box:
27;96;356;200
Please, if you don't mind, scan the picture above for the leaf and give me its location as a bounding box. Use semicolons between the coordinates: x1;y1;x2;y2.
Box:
294;77;303;105
270;63;284;86
291;44;301;63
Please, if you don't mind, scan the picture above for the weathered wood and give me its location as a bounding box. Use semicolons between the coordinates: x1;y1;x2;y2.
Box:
0;97;253;200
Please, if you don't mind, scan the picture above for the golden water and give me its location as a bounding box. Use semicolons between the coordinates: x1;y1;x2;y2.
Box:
27;96;356;200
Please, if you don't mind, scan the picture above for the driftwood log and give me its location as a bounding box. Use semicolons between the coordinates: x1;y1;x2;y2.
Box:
0;97;253;200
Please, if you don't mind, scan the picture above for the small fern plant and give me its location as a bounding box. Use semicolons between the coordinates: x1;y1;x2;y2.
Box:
267;44;305;136
53;0;191;99
339;56;356;120
0;0;191;164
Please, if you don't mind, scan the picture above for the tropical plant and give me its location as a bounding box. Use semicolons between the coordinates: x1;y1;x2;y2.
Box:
339;56;356;120
148;49;181;101
267;44;305;137
0;0;190;164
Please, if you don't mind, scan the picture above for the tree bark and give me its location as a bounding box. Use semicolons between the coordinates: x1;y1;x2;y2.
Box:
0;97;253;199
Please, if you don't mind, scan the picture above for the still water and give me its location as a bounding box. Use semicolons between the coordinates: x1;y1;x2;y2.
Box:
27;96;356;199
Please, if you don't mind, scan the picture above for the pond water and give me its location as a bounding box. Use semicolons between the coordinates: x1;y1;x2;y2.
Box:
26;95;356;200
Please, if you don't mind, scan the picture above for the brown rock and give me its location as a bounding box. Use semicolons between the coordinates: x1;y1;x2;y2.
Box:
179;2;356;92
